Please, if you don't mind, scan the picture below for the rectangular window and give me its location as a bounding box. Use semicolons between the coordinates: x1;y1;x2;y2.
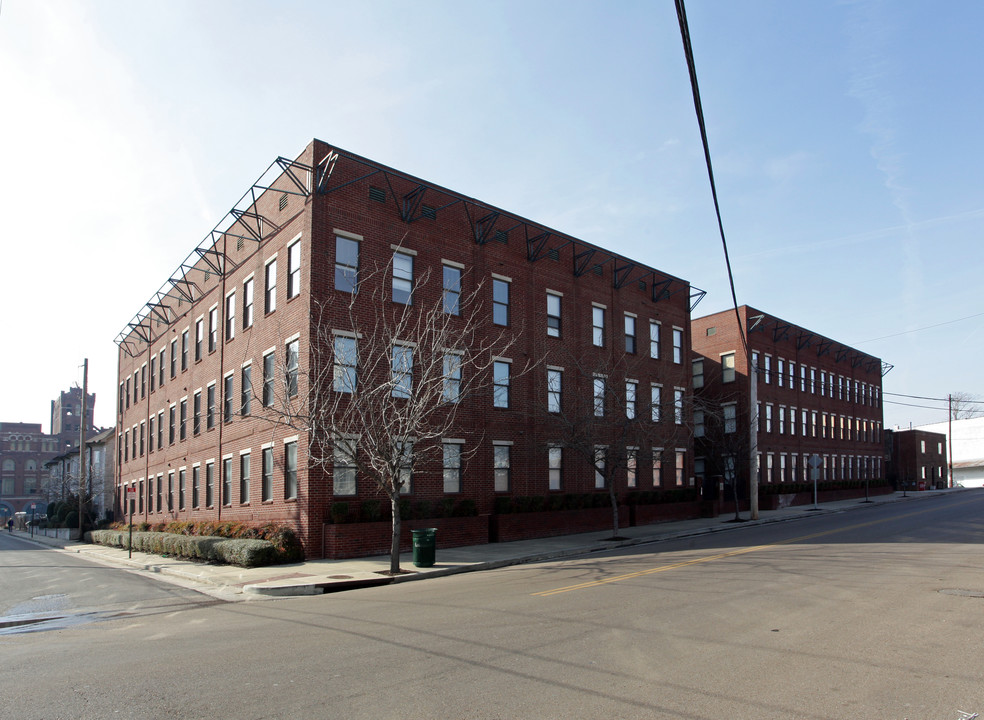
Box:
779;406;786;435
492;278;509;326
178;469;186;510
265;258;277;313
141;365;146;398
133;372;139;404
675;451;686;486
179;399;187;441
262;446;273;502
811;411;818;438
443;353;462;403
167;472;174;511
626;381;637;419
592;306;605;347
208;306;218;353
222;457;232;506
651;384;662;422
764;355;771;384
624;314;636;354
397;441;413;495
287;240;301;299
263;352;275;407
765;403;773;433
723;403;737;434
224;374;234;422
800;365;807;392
243;277;254;329
240;452;250;504
225;292;236;341
148;415;155;452
195;318;204;361
205;461;214;507
181;330;189;371
333;440;357;496
626;448;638;488
168;405;176;445
547;368;562;413
192;466;200;509
810;367;816;394
694;410;705;437
650;321;661;359
443;442;463;493
653;448;664;487
594;446;606;489
150;357;156;392
392;344;413;398
593;376;606;417
672;327;683;364
157;410;164;448
493;361;510;408
546;293;562;337
692;359;704;389
139;421;145;456
284;441;298;500
790;407;797;436
286;339;299;397
722;352;736;383
801;409;808;436
159;348;166;386
334;336;357;394
548;447;562;490
207;383;216;430
124;430;129;462
193;390;201;435
674;388;684;425
241;365;252;416
170;339;177;378
442;265;461;315
777;358;785;386
335;236;359;293
156;474;163;513
392;251;414;304
493;443;511;492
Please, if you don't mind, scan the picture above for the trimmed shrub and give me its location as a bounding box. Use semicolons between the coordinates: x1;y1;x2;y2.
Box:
361;499;382;522
330;502;350;524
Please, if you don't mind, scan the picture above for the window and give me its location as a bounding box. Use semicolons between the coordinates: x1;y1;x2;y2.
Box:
493;361;510;408
397;441;413;494
810;367;816;394
650;321;661;359
222;457;232;506
334;335;357;394
133;372;139;405
443;442;463;493
752;351;760;378
811;411;818;438
193;391;201;435
675;451;686;486
672;327;683;364
208;306;218;353
263;352;275;407
178;469;186;510
723;403;737;434
722;352;736;383
287;240;301;299
692;359;704;389
205;461;214;507
626;448;638;488
593;376;606;417
624;314;636;354
124;429;129;462
156;474;162;513
224;374;235;422
333;440;357;496
443;353;462;403
139;421;145;456
335;236;359;293
800;365;807;392
392;251;414;304
141;365;146;398
262;446;274;502
801;409;807;436
492;278;509;326
694;410;705;437
157;410;164;448
442;265;461;315
788;362;796;390
286;339;299;397
167;472;174;511
777;358;785;386
192;466;200;509
653;448;664;487
179;399;187;441
168;405;176;445
243;277;254;329
240;452;251;504
592;306;605;347
779;406;786;435
195;318;204;361
392;345;413;398
159;348;166;386
765;404;773;433
148;415;155;452
493;443;511;492
548;447;562;490
820;370;827;396
651;384;662;422
547;368;562;413
181;330;189;371
674;388;684;424
265;258;277;313
170;339;177;378
207;383;216;430
594;446;606;489
546;293;561;337
150;357;157;392
241;365;252;416
626;381;637;419
225;292;236;341
764;355;771;384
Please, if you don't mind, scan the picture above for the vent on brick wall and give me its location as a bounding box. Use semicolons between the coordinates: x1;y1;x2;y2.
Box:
205;270;211;283
494;230;508;244
279;193;288;211
638;280;647;291
421;204;436;220
547;248;559;261
592;264;603;276
237;238;244;251
369;186;386;203
706;327;717;336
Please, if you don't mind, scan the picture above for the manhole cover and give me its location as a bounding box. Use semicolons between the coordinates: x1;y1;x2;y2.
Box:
939;589;984;598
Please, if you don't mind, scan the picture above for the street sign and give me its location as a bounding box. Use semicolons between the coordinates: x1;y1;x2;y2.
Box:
126;488;137;498
31;503;36;509
809;454;822;469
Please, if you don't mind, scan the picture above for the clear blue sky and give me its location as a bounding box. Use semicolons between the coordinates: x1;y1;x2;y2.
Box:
1;0;981;431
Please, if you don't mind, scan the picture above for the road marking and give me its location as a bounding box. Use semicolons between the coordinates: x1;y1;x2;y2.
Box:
531;503;957;597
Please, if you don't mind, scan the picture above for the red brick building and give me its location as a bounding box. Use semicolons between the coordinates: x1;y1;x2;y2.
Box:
691;306;886;498
114;139;698;558
886;428;947;491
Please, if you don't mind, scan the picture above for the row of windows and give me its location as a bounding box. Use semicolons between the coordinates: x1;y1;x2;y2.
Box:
752;453;883;484
1;477;37;495
120;341;299;465
123;440;298;514
750;351;881;407
120;239;302;415
754;404;882;443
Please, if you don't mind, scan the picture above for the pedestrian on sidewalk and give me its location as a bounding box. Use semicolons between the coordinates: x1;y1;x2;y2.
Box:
6;517;13;533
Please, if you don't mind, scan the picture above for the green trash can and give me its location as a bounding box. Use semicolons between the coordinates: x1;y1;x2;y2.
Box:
412;528;437;568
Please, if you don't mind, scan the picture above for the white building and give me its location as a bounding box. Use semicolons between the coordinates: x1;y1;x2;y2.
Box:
915;417;984;488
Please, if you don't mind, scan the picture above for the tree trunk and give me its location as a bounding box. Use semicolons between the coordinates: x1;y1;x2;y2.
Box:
389;493;402;574
608;483;619;538
731;481;741;521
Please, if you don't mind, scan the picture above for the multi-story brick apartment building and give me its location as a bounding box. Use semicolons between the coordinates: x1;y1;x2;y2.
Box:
114;139;699;558
691;306;886;497
885;428;948;491
0;422;65;517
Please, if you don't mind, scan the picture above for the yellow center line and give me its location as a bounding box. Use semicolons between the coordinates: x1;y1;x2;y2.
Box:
531;504;948;597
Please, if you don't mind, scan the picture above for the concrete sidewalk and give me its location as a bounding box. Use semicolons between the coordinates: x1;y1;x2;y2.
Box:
8;489;961;599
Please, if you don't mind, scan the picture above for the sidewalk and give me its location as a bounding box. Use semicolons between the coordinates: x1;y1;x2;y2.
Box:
9;489;961;599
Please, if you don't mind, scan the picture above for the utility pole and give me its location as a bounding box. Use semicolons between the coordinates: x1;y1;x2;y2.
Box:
948;393;954;488
78;359;88;537
749;354;759;520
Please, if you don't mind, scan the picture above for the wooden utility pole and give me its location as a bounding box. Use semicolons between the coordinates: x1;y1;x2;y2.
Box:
78;359;88;537
948;393;954;488
749;354;759;520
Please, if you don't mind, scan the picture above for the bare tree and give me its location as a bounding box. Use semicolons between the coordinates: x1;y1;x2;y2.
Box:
693;392;749;521
260;257;519;573
949;391;984;420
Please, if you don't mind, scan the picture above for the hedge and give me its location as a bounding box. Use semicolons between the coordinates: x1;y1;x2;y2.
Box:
88;530;279;567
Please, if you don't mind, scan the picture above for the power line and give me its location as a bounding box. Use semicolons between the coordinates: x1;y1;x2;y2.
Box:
883;399;951;411
852;311;984;345
884;391;984;405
